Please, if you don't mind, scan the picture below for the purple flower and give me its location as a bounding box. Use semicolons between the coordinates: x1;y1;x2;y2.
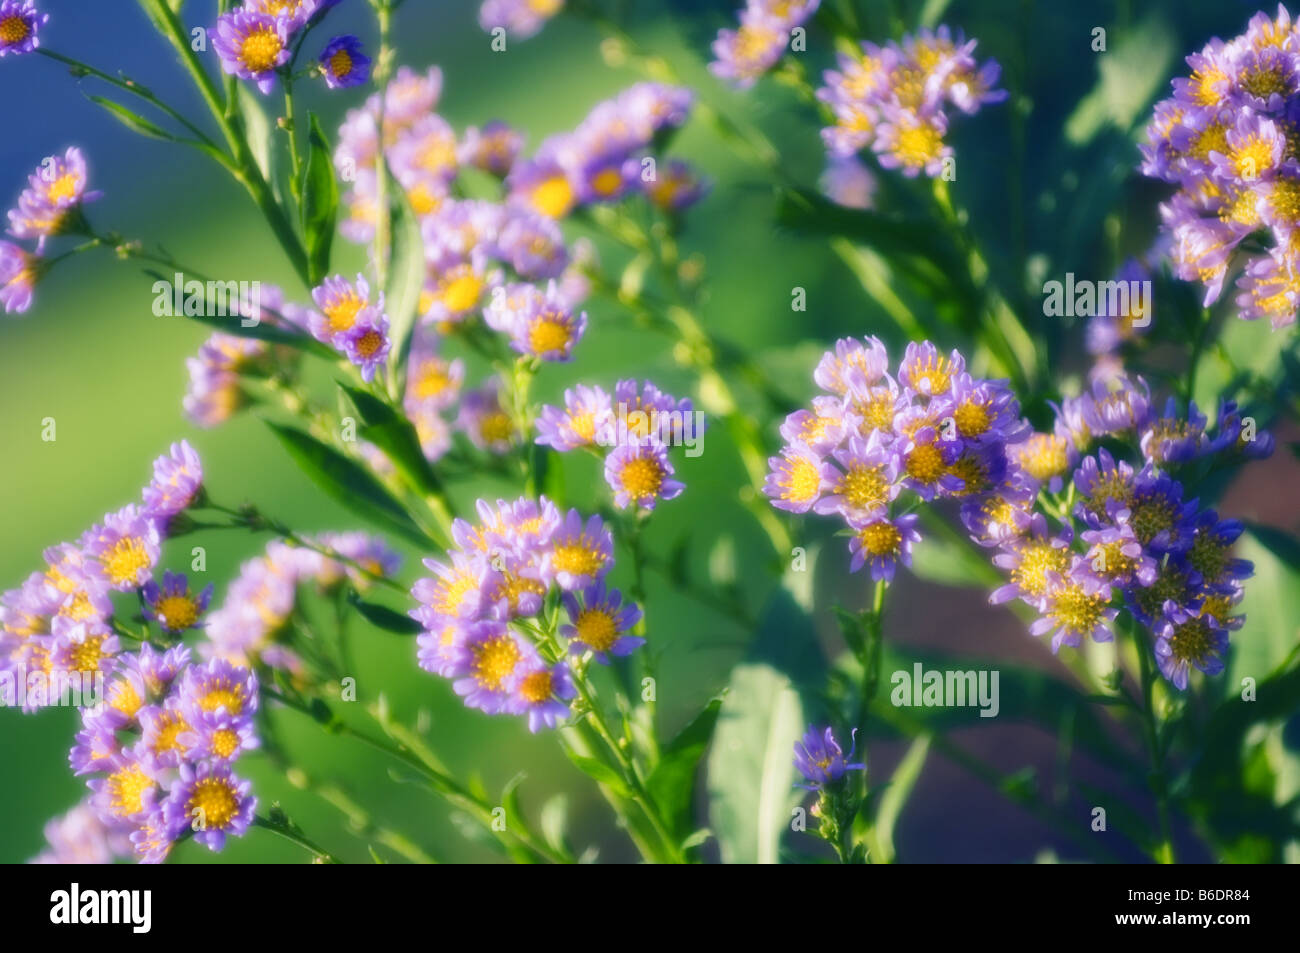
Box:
448;620;528;713
487;281;587;361
542;509;613;591
457;380;517;452
319;34;370;89
1153;604;1229;690
80;505;162;591
535;384;613;452
176;708;260;763
709;9;789;89
506;653;576;732
88;750;163;824
479;0;563;41
460;120;525;177
309;273;379;342
0;240;36;313
561;580;644;662
605;438;685;510
412;552;491;621
162;762;256;851
339;312;391;382
793;725;865;790
142;571;213;634
846;512;920;581
1028;560;1117;653
175;658;259;721
213;10;291;95
142;439;204;520
644;158;710;213
0;0;46;56
813;430;900;520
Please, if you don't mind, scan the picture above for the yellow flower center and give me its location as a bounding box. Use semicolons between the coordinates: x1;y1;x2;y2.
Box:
1187;531;1227;583
591;167;624;197
151;711;190;754
1046;583;1108;634
155;593;200;631
1011;542;1069;597
199;686;244;715
551;539;606;578
1231;135;1274;178
65;635;107;674
905;443;946;483
858;522;902;556
1189;65;1229;106
575;608;618;651
189;777;239;829
954;401;991;437
528;314;573;354
110;679;144;718
1240;65;1289;100
472;635;521;690
1015;433;1069;483
433;568;478;615
324;293;364;334
108;764;154;818
568;411;596;442
1167;617;1214;664
240;27;284;73
838;464;889;510
0;14;28;44
103;536;151;587
479;411;514;444
531;175;575;218
620;455;665;498
413;360;453;399
439;269;483;313
329;48;353;79
518;670;554;704
355;329;384;359
212;729;241;759
1185;121;1229;161
45;173;79;204
1130;497;1175;545
893;122;945;170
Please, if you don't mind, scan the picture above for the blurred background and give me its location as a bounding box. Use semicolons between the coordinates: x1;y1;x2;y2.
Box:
2;0;1297;863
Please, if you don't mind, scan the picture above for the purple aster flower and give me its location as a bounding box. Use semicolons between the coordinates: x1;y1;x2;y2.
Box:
814;430;901;520
535;384;614;452
213;10;291;95
1081;518;1158;588
899;424;964;500
309;272;379;342
1028;559;1118;653
764;443;826;513
448;620;528;713
0;0;46;56
494;209;569;279
479;0;563;41
793;725;865;790
898;341;965;398
142;439;204;520
31;802;125;865
779;397;857;455
507;147;578;219
460;120;525;177
1126;467;1198;555
390;114;460;185
162;762;256;851
605;437;685;510
874;107;953;178
383;65;444;126
1184;510;1252;591
989;513;1074;609
319;34;370;89
339;312;390;382
136;702;194;767
506;653;576;732
847;511;921;581
176;708;260;763
815;337;891;396
542;509;614;591
561;579;644;662
0;240;37;313
821;154;878;209
457;379;517;452
88;749;164;825
412;550;491;622
247;0;340;32
175;657;259;721
1140;397;1209;465
478;548;547;621
1153;603;1229;690
491;281;587;361
70;710;122;775
142;571;213;634
709;9;789;89
128;809;176;865
81;505;162;592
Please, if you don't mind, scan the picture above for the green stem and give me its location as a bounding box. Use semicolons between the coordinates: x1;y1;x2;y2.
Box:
1133;622;1175;864
253;812;340;863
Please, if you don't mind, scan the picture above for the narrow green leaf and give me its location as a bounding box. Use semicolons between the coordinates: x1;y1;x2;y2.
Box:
300;112;339;286
85;94;176;141
338;383;443;496
564;752;632;799
871;733;931;864
646;692;726;840
236;81;276;190
347;592;422;635
264;421;431;548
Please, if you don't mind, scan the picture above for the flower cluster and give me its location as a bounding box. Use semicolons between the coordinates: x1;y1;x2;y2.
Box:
1140;5;1300;329
70;651;260;863
479;0;563;41
204;532;400;673
817;25;1006;177
213;0;346;95
410;496;643;731
2;147;102;314
709;0;821;89
536;379;700;510
975;374;1271;689
0;441;262;863
764;338;1027;580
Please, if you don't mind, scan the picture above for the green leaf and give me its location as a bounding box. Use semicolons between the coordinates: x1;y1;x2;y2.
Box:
383;167;426;382
1230;531;1300;685
1063;16;1175;144
338;383;443;497
646;693;726;842
347;592;421;635
706;664;804;864
84;94;176;141
563;753;632;799
869;733;930;864
539;795;570;856
236;81;276;192
300;112;339;286
264;421;432;548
